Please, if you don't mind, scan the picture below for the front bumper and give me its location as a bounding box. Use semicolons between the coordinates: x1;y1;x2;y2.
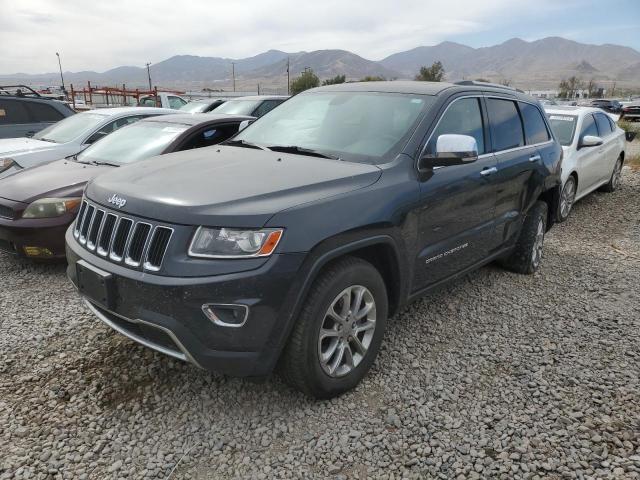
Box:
66;227;307;377
0;212;73;258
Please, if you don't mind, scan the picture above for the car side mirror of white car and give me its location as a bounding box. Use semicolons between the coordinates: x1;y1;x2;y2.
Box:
238;119;254;132
579;135;603;148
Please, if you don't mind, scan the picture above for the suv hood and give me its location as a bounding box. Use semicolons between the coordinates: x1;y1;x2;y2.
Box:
86;145;382;227
0;158;111;204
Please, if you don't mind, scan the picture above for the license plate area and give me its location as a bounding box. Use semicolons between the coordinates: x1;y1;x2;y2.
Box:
76;260;113;309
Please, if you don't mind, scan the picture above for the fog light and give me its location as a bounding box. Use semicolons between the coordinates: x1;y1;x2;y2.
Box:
202;304;249;328
23;246;53;257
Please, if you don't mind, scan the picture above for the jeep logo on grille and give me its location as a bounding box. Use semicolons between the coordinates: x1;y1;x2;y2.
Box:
107;194;127;209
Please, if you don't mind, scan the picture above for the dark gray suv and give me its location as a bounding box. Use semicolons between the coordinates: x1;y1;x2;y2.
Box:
0;85;75;139
66;81;562;398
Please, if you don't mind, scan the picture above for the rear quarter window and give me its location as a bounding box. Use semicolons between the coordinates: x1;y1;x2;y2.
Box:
486;98;524;151
518;102;550;145
25;102;65;122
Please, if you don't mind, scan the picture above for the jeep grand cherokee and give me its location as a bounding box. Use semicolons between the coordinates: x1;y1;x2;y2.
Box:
66;81;562;398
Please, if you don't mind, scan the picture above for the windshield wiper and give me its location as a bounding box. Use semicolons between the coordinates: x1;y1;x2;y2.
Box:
90;160;120;167
223;139;268;150
38;137;57;143
266;145;340;160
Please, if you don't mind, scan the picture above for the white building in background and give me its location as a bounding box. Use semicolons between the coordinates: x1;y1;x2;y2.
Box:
525;88;605;100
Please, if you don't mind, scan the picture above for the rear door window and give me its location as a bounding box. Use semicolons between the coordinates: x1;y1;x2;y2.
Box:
429;97;485;154
25;102;65;122
0;99;30;124
594;113;613;137
486;98;524;151
518;102;550;145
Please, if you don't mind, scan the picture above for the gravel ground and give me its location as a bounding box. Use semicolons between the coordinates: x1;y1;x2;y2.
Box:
1;170;639;480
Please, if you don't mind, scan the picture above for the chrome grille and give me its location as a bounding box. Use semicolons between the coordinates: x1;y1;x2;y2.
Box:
74;200;173;272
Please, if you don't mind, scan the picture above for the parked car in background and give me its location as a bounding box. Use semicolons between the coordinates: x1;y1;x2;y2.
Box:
0;113;253;259
620;102;640;121
0;85;76;139
213;95;289;117
179;98;227;113
66;81;562;398
539;98;558;106
546;106;626;221
590;99;623;114
139;93;188;109
0;107;176;179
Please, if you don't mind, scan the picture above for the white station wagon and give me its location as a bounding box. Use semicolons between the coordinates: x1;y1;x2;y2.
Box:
546;106;626;221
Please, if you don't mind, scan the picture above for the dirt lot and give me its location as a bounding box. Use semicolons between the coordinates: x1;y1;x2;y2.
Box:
1;170;639;480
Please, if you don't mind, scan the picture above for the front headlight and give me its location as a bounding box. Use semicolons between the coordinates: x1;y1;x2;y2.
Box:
22;197;82;219
188;227;283;258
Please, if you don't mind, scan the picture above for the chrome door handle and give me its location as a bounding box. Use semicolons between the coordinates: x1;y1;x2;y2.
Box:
480;167;498;176
529;154;541;162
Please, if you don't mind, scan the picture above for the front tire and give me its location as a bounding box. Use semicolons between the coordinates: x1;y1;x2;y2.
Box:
280;256;388;399
499;201;548;274
557;176;576;222
601;156;623;192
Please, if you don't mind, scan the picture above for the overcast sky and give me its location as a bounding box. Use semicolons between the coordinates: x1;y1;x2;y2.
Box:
0;0;638;74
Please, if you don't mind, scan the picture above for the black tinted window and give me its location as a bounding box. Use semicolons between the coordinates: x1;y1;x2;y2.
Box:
26;102;65;122
486;99;524;151
0;99;30;124
594;113;613;136
519;102;550;144
580;115;598;138
429;97;485;154
253;100;282;118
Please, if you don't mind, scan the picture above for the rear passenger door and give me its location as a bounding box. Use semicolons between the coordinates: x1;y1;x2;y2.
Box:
0;99;39;138
486;98;550;248
413;96;498;290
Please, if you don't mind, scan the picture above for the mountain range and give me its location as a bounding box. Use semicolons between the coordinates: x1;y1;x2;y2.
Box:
2;37;639;91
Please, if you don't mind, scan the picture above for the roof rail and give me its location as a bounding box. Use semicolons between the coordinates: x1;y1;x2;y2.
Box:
0;85;43;97
454;80;524;94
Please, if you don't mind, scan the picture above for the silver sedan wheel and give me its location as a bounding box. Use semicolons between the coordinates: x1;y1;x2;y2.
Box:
560;177;576;219
318;285;376;378
531;218;545;268
612;159;623;190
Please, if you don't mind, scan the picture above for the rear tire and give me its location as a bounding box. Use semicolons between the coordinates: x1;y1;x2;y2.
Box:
499;201;548;274
280;256;388;399
601;156;623;192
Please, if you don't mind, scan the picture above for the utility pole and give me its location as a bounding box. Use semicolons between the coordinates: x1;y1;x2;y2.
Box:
145;63;152;91
286;57;290;95
231;62;236;92
55;52;65;93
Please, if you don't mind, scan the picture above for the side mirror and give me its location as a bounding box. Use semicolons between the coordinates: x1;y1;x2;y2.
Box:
579;135;603;148
238;119;255;132
419;134;479;171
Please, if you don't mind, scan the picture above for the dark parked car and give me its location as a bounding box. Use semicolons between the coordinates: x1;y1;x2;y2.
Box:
620;102;640;122
66;81;562;398
590;99;623;114
0;114;253;259
213;95;288;117
179;98;227;113
0;85;76;139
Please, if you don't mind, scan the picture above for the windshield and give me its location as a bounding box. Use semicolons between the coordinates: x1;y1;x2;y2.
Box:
76;121;189;165
215;99;261;115
233;92;433;163
179;102;209;113
33;113;107;143
547;114;578;146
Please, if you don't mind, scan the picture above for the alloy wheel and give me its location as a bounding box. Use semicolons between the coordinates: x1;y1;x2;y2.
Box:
560;178;576;219
612;160;623;190
531;218;545;268
318;285;377;378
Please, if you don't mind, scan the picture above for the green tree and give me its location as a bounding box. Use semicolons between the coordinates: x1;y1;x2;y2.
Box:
290;69;320;95
359;75;386;82
558;76;583;99
322;74;346;86
415;61;445;82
